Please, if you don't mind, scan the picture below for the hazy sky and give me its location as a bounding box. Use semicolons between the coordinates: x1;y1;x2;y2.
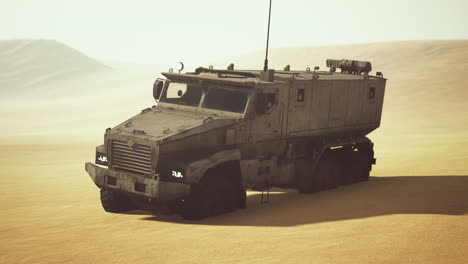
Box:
2;0;467;68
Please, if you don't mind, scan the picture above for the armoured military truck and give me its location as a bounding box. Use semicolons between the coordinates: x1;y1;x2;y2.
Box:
85;59;386;220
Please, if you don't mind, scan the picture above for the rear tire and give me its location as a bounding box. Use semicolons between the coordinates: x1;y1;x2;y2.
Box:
356;153;371;182
298;155;334;193
328;156;342;189
299;142;373;193
356;142;373;182
315;157;332;191
297;157;320;193
100;188;136;213
342;151;360;184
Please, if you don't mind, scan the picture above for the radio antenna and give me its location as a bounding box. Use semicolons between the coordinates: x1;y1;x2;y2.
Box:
263;0;272;72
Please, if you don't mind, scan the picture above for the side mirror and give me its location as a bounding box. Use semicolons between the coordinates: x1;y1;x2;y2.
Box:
255;93;276;114
153;79;165;100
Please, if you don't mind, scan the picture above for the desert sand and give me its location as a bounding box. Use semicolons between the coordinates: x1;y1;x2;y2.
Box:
0;39;467;263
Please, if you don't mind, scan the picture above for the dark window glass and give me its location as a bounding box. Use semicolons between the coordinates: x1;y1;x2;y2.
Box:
297;88;305;102
369;87;376;99
160;82;203;107
203;87;249;113
255;93;276;113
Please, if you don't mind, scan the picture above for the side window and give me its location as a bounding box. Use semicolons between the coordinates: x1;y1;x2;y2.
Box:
297;88;305;102
369;87;376;100
256;93;276;114
294;86;306;107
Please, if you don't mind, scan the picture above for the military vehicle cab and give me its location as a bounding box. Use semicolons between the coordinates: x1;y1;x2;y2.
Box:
85;59;386;220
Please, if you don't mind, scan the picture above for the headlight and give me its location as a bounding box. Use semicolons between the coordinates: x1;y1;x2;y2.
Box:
171;170;184;178
96;152;108;166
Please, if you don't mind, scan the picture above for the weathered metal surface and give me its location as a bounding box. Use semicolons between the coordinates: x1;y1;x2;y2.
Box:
186;149;241;183
85;59;387;205
85;162;189;202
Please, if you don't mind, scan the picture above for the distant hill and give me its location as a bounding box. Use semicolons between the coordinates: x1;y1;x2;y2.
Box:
0;39;156;140
0;39;109;91
0;39;158;99
101;59;169;74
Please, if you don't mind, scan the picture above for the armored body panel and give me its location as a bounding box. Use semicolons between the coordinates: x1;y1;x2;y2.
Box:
85;59;387;220
243;71;386;141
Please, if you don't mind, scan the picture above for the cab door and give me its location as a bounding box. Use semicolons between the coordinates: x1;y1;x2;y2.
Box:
250;86;284;141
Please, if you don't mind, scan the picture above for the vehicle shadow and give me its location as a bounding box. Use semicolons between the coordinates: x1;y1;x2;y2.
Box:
127;176;468;227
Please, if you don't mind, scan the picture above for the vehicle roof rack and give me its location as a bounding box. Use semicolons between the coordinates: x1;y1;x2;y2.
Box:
193;67;258;78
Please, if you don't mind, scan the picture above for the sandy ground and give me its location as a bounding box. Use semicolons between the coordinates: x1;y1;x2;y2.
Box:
0;144;467;264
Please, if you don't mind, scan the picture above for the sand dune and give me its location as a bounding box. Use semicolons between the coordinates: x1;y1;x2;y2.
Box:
0;40;159;142
0;39;109;92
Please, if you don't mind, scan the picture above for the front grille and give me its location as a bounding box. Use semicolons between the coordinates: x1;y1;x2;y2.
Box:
111;140;152;175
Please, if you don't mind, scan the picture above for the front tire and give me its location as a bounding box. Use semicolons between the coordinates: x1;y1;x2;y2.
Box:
181;173;245;220
181;175;216;220
100;188;136;213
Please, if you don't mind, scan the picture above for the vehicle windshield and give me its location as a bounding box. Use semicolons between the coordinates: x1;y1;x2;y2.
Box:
160;82;249;113
203;87;249;113
159;82;203;107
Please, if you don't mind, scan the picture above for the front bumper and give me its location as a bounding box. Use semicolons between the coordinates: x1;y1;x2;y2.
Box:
85;162;190;204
